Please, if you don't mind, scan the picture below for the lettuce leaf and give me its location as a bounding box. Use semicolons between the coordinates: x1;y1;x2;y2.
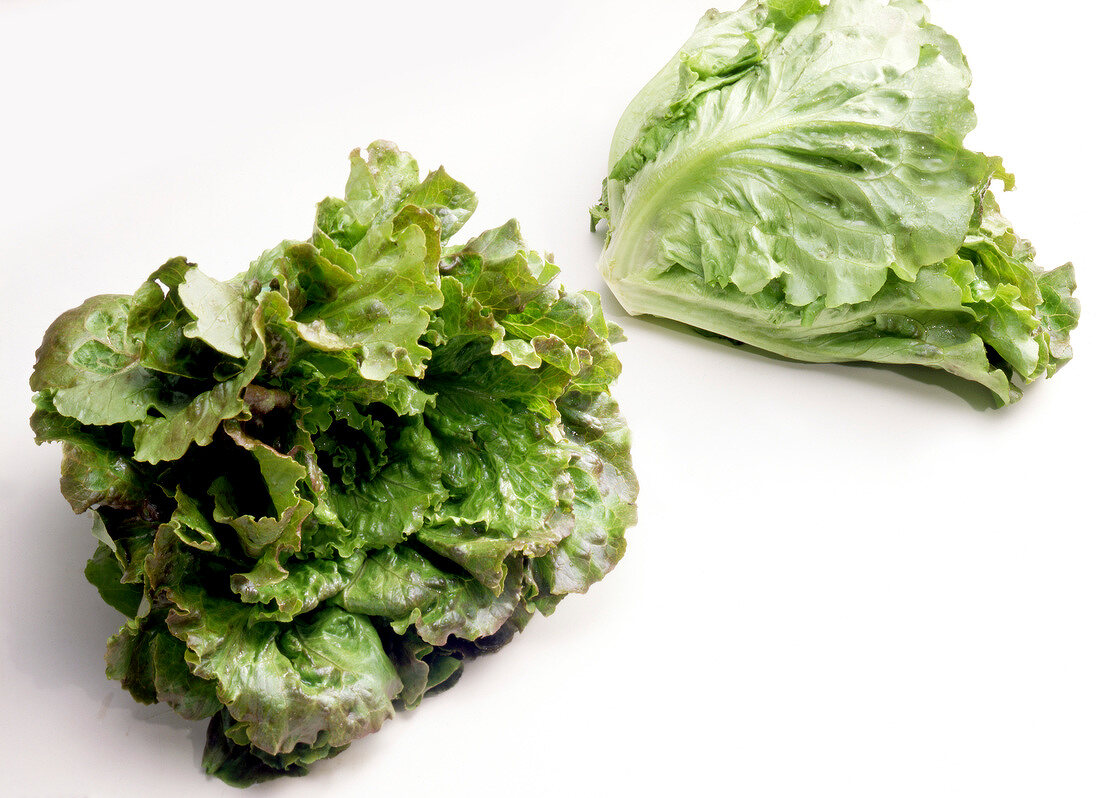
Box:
31;141;637;785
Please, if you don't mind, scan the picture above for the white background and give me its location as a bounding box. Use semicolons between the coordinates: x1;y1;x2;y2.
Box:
1;1;1097;796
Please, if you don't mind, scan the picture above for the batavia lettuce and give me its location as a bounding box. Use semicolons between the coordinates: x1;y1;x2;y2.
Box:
593;0;1079;404
31;142;637;786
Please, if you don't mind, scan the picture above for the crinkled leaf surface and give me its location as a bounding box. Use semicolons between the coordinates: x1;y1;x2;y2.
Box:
31;294;164;425
166;592;401;755
30;141;636;785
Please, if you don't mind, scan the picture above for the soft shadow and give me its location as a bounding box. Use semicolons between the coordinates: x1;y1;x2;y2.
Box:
838;361;998;411
9;462;220;775
6;463;203;720
6;468;128;695
619;312;1000;411
128;700;210;769
594;277;629;327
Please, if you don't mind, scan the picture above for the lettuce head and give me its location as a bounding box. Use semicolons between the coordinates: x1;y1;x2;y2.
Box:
593;0;1079;404
31;142;637;785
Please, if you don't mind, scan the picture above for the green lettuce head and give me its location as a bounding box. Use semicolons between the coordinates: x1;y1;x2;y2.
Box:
593;0;1079;404
31;142;637;786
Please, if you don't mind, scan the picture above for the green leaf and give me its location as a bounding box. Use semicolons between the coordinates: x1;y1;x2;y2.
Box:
202;709;343;786
603;0;987;307
344;141;422;224
149;631;223;720
321;416;445;555
31;295;163;425
162;487;220;552
130;289;277;464
338;546;525;646
531;391;638;610
58;439;149;513
85;543;143;617
167;592;402;755
404;167;478;243
128;258;223;378
231;552;365;622
104;619;159;705
1036;264;1079;371
131;345;261;464
211;476;312;562
296;213;444;381
179;267;256;359
434;220;625;395
444;220;559;315
105;617;221;720
379;629;464;710
417;519;568;593
424;389;573;538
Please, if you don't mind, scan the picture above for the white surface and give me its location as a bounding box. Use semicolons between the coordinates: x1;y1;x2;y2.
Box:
1;1;1097;796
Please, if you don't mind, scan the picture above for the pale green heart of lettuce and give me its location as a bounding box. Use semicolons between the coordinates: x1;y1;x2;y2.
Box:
594;0;1079;404
31;141;637;786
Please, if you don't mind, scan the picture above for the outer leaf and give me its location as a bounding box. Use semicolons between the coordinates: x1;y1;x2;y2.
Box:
85;543;143;617
338;546;524;646
167;592;402;755
128;258;220;377
417;519;569;593
379;629;464;710
56;440;149;514
31;295;162;425
105;617;221;720
202;709;344;786
1036;264;1079;370
602;0;987;308
404;167;478;243
231;553;364;622
531;391;638;610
